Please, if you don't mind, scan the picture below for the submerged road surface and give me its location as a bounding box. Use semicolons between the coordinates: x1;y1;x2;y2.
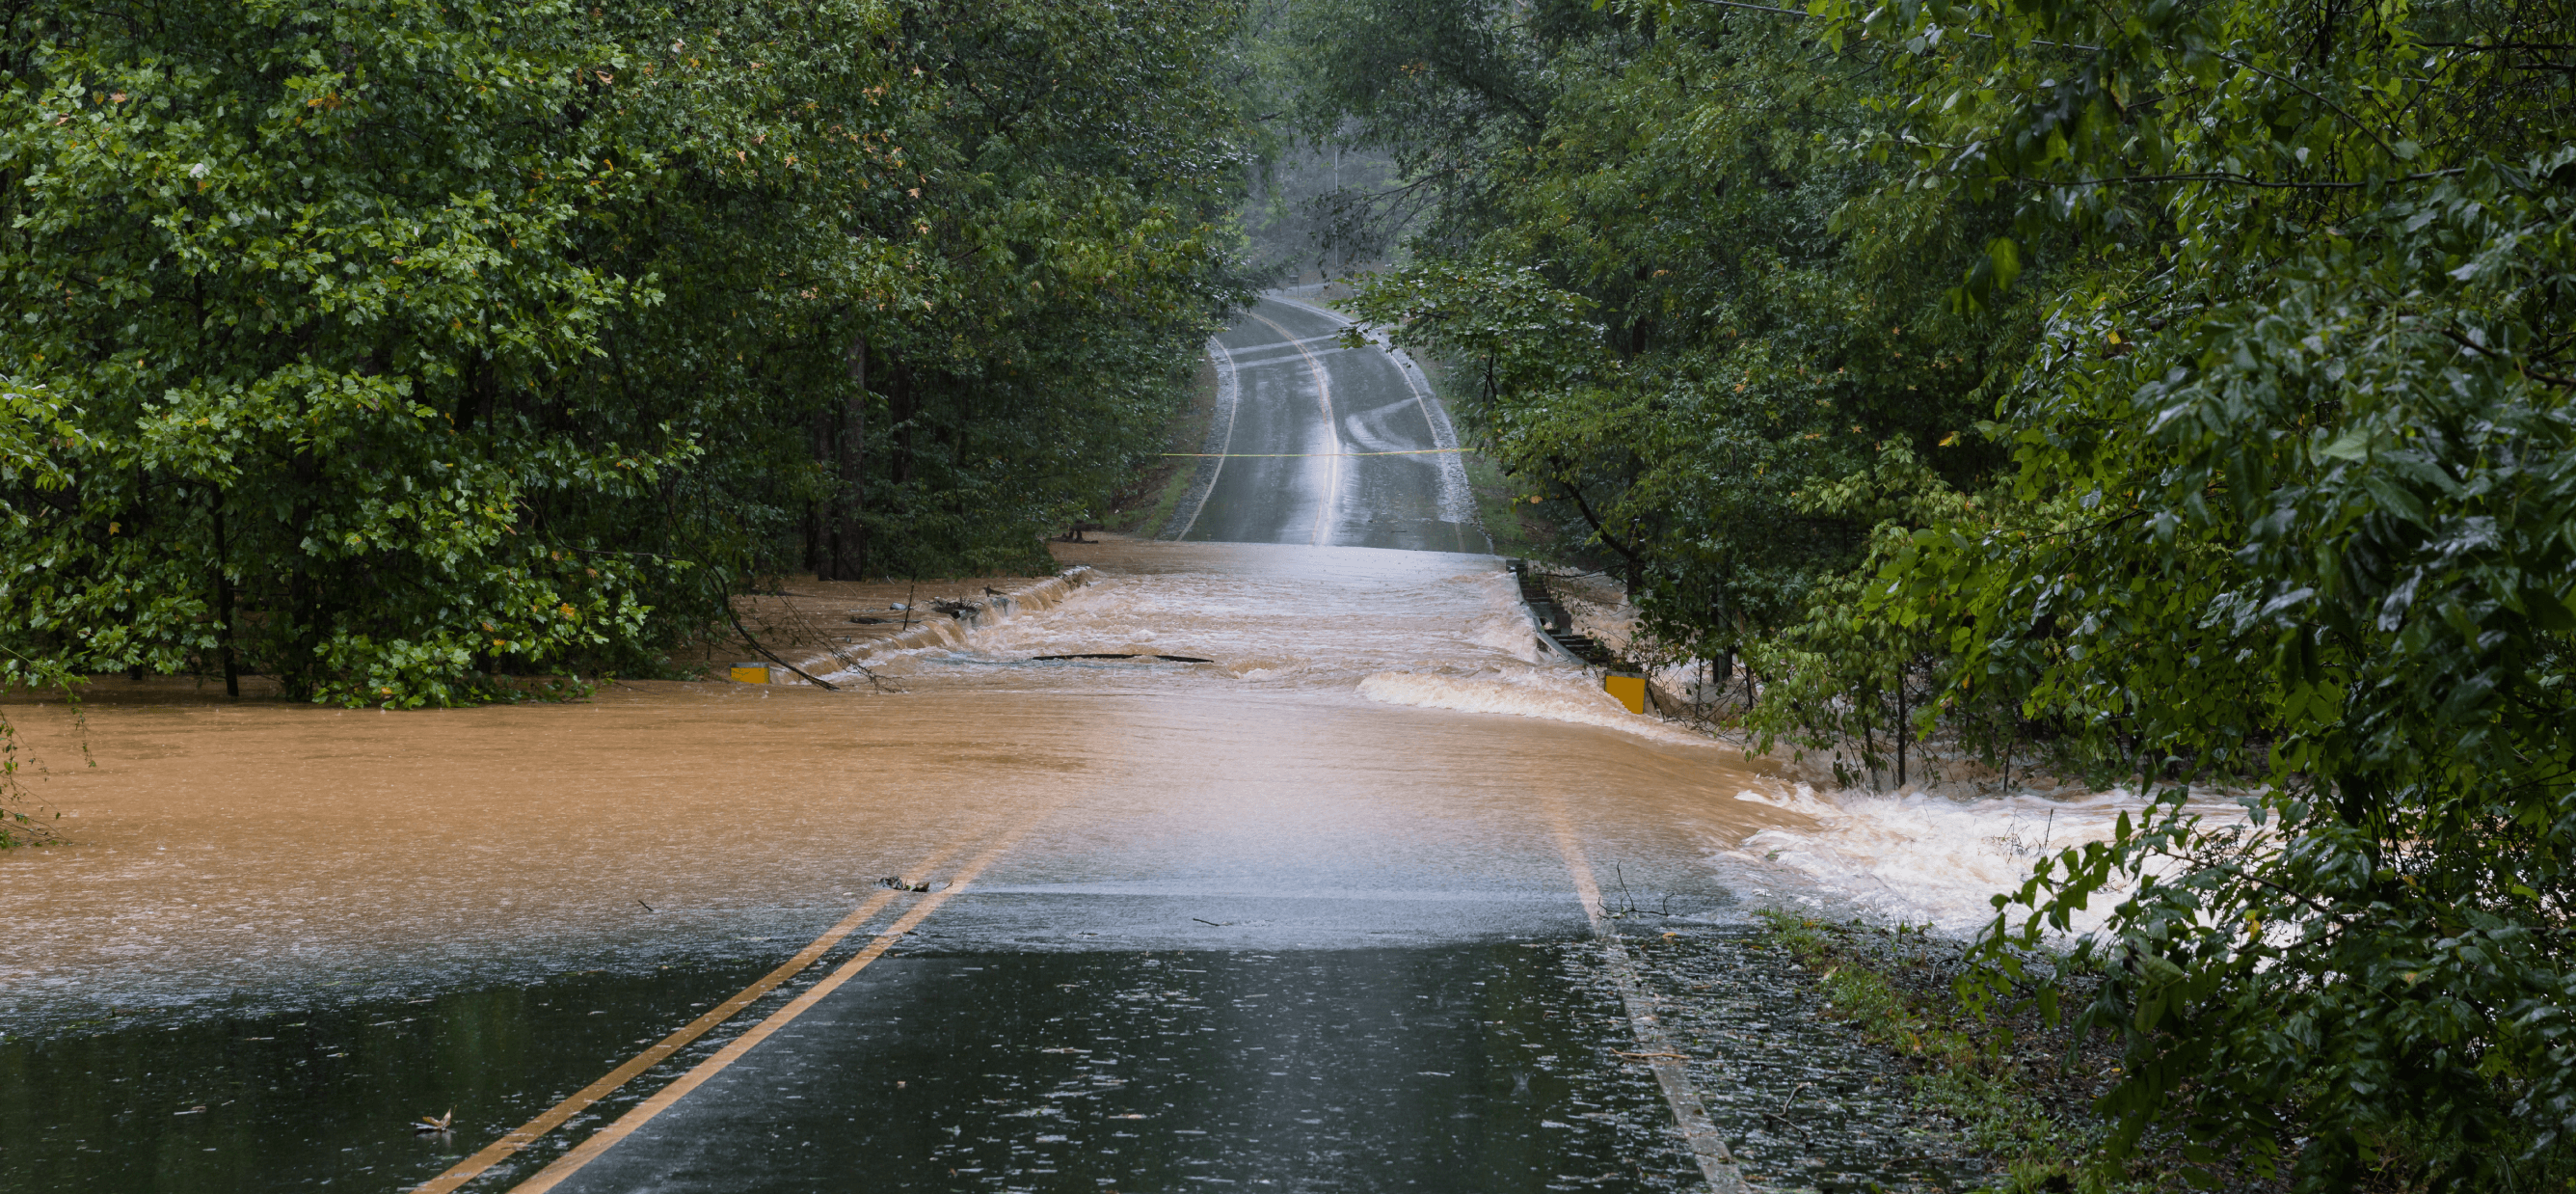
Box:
1178;295;1485;552
0;309;1943;1192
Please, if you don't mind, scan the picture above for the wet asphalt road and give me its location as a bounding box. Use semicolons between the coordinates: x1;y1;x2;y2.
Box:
1181;296;1485;553
486;302;1702;1193
547;949;1690;1194
0;305;1793;1194
0;940;1749;1194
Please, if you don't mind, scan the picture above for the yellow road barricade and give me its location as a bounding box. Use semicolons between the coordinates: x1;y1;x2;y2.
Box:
1604;671;1648;714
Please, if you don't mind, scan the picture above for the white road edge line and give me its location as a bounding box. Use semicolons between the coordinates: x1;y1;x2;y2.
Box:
1170;334;1243;542
1270;293;1486;553
1550;806;1751;1193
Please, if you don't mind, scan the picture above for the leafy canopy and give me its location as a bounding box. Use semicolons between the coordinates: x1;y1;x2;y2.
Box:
0;0;1250;719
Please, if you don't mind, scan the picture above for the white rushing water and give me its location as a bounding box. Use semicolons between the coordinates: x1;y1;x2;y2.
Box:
861;543;1706;747
7;538;2217;1025
1716;783;2255;935
877;539;2224;936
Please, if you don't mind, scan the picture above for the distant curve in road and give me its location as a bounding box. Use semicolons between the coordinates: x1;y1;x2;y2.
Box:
1175;294;1488;553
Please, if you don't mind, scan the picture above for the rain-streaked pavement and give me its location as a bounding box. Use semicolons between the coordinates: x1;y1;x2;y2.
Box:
1183;296;1485;553
0;299;1981;1193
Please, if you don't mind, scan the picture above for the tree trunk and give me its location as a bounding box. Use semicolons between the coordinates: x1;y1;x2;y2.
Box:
801;486;823;576
457;358;496;434
891;361;915;487
212;490;238;697
1553;475;1645;586
823;337;871;581
1894;658;1909;789
284;448;320;696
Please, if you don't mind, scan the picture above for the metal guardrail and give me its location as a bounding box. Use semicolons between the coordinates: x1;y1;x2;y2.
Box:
1509;559;1621;667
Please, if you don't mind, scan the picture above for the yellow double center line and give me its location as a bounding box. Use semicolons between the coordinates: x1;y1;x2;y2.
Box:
416;810;1054;1193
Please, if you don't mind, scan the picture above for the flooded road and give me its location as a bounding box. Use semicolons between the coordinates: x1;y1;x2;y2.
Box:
9;938;1985;1194
1;543;1786;1024
0;540;1811;1192
0;298;2004;1193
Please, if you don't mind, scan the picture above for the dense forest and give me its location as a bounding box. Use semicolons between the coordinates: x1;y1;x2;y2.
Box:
0;0;1254;706
1277;0;2576;1187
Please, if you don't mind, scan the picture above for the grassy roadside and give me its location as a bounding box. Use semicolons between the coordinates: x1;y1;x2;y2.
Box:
1761;915;2576;1193
1755;913;2298;1194
1461;448;1553;559
1102;356;1220;537
1760;913;2131;1193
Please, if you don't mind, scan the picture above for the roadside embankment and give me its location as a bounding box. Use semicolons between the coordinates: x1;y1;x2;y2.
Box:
1512;565;1731;731
671;568;1096;686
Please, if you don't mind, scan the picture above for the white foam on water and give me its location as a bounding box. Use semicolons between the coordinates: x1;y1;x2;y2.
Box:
1342;568;1712;745
889;550;1598;708
865;545;2250;939
1355;668;1712;746
1465;572;1548;664
881;548;1712;745
1720;784;2249;936
915;566;1512;685
1469;611;1546;664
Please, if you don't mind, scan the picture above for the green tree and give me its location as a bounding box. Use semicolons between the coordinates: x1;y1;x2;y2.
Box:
0;0;1249;712
1821;0;2576;1181
1325;3;2027;698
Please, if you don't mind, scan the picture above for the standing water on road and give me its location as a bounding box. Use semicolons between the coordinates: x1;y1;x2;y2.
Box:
2;538;2068;1193
863;539;1708;746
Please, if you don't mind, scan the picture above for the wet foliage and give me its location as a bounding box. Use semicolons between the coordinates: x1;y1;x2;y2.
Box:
0;0;1251;707
1837;0;2576;1185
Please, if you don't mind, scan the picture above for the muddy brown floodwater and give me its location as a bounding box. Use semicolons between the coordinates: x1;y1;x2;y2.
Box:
0;539;1810;1032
